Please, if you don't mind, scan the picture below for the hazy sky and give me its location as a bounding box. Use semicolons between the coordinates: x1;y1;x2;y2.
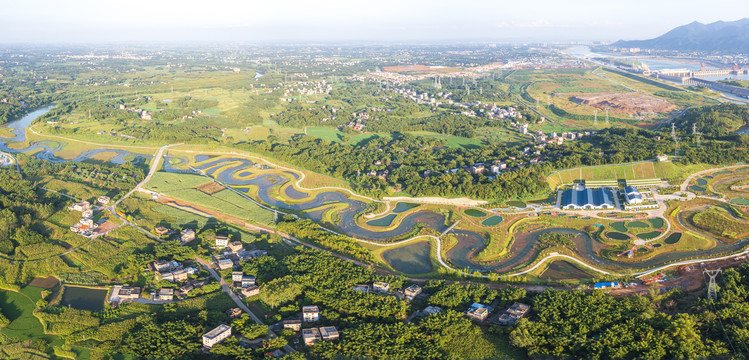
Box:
1;0;747;43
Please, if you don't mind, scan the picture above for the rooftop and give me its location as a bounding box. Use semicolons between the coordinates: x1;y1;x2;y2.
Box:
203;324;231;340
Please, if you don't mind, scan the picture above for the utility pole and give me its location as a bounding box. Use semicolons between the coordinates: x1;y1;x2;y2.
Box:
705;269;722;300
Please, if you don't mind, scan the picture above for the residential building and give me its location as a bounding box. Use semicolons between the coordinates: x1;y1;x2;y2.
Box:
283;319;302;331
561;186;615;210
227;241;243;253
466;303;492;321
171;269;189;282
241;276;256;288
352;284;370;293
232;271;244;282
157;288;173;301
404;284;422;299
202;324;231;348
497;303;530;326
154;226;170;236
241;285;260;297
320;326;339;341
217;259;234;270
372;282;390;293
216;235;230;247
152;260;172;272
68;201;91;212
303;305;320;322
302;328;321;346
117;286;141;301
226;308;242;319
656;154;668;162
97;195;110;205
180;229;195;244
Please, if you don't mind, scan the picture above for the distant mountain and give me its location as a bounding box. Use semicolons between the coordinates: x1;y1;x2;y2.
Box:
612;19;749;52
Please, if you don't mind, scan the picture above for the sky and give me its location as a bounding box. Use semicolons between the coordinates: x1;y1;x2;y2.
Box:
1;0;748;43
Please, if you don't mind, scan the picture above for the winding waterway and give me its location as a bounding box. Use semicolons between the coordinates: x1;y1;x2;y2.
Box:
4;106;747;275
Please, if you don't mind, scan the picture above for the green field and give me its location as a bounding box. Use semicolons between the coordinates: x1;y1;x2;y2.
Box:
0;287;46;339
145;172;274;225
547;161;713;189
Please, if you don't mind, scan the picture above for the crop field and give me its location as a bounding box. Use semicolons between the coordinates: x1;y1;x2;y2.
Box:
0;287;47;339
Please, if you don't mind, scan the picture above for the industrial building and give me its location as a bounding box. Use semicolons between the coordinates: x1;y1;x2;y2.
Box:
561;186;615;210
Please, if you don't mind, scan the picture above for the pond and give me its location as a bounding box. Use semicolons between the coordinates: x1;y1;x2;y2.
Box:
481;215;503;226
60;286;108;312
392;202;419;213
689;185;706;192
366;214;397;227
539;261;592;281
664;233;682;244
695;178;708;186
648;218;665;229
606;232;630;240
653;243;662;248
611;222;627;232
627;221;649;228
464;209;486;217
731;198;749;205
382;241;432;274
638;231;661;240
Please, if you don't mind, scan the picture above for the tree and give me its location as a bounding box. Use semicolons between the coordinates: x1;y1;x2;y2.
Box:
231;314;268;340
259;275;304;308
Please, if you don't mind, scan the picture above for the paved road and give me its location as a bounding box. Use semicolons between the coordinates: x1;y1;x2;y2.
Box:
115;143;181;207
194;258;296;354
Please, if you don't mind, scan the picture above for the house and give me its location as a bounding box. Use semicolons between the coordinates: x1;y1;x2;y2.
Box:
352;284;370;293
561;186;615;210
117;286;141;301
372;282;390;293
241;276;256;288
497;303;530;326
157;288;173;301
466;303;492;321
217;259;234;270
468;165;485;174
418;306;442;318
82;209;93;219
202;324;231;348
320;326;339;341
303;305;320;322
154;226;170;236
152;260;172;272
656;154;668;162
97;196;110;205
180;229;195;244
594;281;620;289
232;271;244;283
302;328;321;346
171;269;189;282
227;241;243;253
283;319;302;331
404;284;422;299
241;285;260;297
623;186;643;205
68;201;91;212
226;308;242;319
216;235;230;247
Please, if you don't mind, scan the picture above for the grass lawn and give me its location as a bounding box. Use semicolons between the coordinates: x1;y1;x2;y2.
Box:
0;287;47;340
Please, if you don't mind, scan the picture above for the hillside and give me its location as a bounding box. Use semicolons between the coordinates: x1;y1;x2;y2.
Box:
613;18;749;52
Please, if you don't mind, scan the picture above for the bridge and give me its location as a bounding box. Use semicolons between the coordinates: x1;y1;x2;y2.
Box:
682;77;749;99
439;220;461;238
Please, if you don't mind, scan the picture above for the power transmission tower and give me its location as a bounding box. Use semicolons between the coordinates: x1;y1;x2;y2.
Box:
593;110;598;126
692;123;697;135
605;108;609;124
465;84;470;96
273;210;279;223
671;123;677;141
705;269;722;300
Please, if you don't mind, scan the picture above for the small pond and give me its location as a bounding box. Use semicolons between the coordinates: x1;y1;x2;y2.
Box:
382;241;432;274
366;214;397;227
393;202;419;213
60;286;108;312
606;232;630;240
638;231;661;240
481;216;503;226
464;209;486;217
664;233;682;244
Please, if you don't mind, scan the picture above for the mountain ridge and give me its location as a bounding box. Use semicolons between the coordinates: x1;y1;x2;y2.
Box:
613;19;749;52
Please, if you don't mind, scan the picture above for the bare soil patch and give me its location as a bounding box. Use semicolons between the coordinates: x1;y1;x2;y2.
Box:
28;276;59;289
571;92;677;115
195;181;225;195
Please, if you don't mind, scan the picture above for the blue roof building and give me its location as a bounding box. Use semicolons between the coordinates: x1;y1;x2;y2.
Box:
561;186;615;210
623;186;643;204
594;282;620;289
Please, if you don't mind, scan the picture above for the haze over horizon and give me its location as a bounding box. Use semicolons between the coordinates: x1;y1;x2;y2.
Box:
2;0;748;44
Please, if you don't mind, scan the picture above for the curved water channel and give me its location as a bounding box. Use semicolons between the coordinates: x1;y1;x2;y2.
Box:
5;106;747;275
